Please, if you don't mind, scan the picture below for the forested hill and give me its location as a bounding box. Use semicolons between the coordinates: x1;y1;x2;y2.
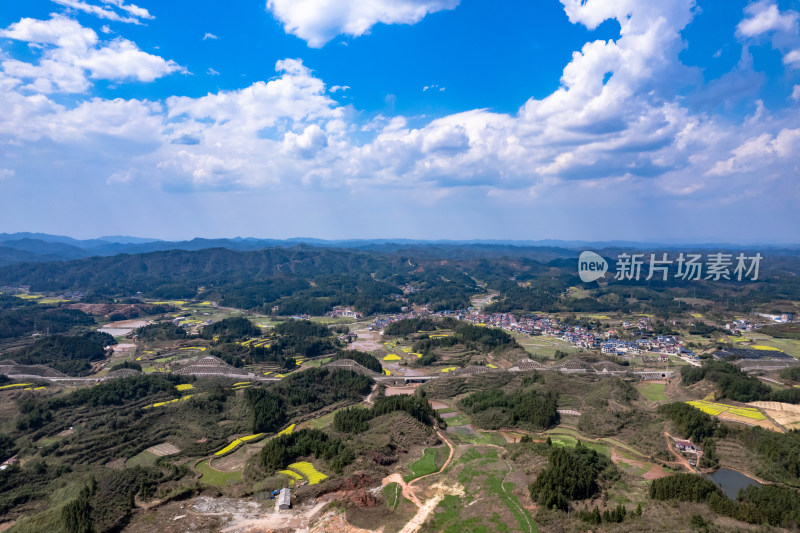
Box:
3;244;800;317
0;247;395;294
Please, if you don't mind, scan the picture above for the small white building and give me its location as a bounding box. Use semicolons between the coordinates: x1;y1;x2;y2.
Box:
278;488;291;510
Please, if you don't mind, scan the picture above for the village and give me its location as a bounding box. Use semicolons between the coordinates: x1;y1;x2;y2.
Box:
365;305;699;363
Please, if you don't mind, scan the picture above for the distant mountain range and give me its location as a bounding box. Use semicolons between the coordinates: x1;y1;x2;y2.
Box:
0;232;797;268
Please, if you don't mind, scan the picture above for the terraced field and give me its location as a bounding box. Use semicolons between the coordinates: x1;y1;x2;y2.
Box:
686;400;765;420
214;433;265;456
288;461;328;484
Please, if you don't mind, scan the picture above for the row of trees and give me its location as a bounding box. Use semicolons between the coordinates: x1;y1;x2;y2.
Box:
682;361;800;404
333;395;443;433
271;368;373;416
650;473;800;528
244;388;287;434
0;294;95;339
658;402;719;443
10;331;116;376
200;316;260;341
330;349;383;373
528;444;617;512
133;322;187;341
459;387;559;430
258;428;354;475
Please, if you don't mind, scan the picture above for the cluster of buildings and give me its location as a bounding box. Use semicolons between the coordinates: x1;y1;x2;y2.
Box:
326;306;363;319
725;319;757;332
367;309;424;331
370;306;696;361
755;312;794;324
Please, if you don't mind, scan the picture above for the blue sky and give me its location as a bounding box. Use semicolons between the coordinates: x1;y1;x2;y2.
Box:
0;0;799;243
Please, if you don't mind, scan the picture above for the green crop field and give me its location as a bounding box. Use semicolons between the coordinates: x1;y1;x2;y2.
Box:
404;446;448;482
196;460;243;486
638;382;668;402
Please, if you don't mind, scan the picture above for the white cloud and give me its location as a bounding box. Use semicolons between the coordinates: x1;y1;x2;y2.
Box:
101;0;152;20
265;0;460;47
784;49;800;66
282;124;328;158
203;32;218;40
0;15;183;93
77;38;184;81
736;0;798;37
736;1;800;67
1;14;98;50
51;0;153;24
0;0;798;232
707;128;800;176
207;67;220;76
0;168;14;180
792;85;800;100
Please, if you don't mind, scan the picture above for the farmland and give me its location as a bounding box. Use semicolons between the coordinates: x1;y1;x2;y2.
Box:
686;400;766;420
0;244;799;532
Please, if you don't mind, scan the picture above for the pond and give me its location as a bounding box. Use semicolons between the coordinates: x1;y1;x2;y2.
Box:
707;468;762;499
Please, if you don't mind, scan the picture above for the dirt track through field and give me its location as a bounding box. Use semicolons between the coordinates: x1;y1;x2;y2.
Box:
381;430;459;532
664;432;694;472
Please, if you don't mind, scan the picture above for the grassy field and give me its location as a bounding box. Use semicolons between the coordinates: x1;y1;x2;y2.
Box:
422;448;538;533
445;430;507;446
637;382;668;402
736;333;800;358
303;407;348;429
301;356;332;368
547;434;611;456
510;332;581;358
309;316;362;325
126;449;158;468
196;459;243;486
442;413;471;426
383;482;401;510
404;446;449;482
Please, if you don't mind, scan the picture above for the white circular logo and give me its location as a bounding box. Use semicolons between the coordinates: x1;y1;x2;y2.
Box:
578;251;608;282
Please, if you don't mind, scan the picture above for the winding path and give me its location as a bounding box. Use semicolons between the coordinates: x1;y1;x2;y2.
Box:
381;430;457;533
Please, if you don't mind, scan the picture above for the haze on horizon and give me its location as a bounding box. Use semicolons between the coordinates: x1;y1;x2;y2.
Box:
1;0;799;243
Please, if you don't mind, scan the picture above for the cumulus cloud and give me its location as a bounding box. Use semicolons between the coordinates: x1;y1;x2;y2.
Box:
736;0;798;37
785;49;800;66
707;128;800;176
0;0;798;221
0;14;183;93
736;1;800;67
266;0;460;47
51;0;153;24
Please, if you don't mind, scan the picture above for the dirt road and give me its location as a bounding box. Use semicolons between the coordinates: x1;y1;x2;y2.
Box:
664;432;694;472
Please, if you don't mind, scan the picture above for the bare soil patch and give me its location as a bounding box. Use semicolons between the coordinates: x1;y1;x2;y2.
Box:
717;411;782;432
349;328;383;352
211;445;260;473
147;442;181;457
384;386;416;397
643;464;669;480
749;401;800;430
